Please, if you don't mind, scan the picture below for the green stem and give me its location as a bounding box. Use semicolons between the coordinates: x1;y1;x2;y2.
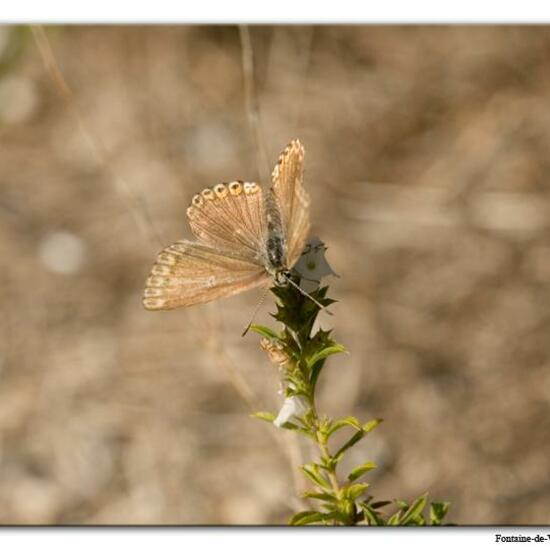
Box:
309;398;341;500
316;432;341;498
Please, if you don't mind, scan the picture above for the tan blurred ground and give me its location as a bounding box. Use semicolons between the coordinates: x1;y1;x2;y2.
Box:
1;25;550;525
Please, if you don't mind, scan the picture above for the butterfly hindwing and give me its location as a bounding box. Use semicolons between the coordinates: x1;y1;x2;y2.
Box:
143;240;270;310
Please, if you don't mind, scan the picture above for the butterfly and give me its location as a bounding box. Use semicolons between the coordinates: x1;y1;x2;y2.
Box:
142;139;311;311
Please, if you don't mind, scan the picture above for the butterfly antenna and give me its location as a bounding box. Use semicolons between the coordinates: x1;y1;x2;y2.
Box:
283;275;334;316
242;286;270;337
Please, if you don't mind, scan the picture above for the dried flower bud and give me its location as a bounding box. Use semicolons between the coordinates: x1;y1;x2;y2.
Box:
260;338;289;367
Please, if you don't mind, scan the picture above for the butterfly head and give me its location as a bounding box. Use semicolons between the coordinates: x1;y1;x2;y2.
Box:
274;269;291;287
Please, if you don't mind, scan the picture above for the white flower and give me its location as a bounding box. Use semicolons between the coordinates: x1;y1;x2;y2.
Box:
293;237;338;293
273;395;309;428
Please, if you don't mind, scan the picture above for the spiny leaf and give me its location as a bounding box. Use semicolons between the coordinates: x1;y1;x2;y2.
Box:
347;461;377;482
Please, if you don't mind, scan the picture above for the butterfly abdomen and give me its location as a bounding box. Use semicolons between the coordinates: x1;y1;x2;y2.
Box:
266;233;285;271
264;188;287;273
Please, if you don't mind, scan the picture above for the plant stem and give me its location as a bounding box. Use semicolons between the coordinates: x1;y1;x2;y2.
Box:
309;399;341;499
316;432;341;498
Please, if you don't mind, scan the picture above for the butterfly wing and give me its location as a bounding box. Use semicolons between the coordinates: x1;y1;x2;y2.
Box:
271;139;311;267
143;240;270;310
186;181;267;260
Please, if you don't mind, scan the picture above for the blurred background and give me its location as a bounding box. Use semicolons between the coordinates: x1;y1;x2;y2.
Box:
1;25;550;525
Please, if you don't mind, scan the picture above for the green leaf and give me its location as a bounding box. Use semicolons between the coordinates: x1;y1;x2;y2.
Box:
302;491;337;502
360;503;384;526
344;483;369;501
248;324;282;341
334;430;365;459
309;360;326;394
250;411;276;423
280;421;300;431
388;511;402;525
347;461;377;482
430;501;450;525
302;463;331;490
399;493;428;525
319;455;338;471
323;510;350;525
306;344;346;369
306;329;340;391
289;510;325;526
395;500;409;510
363;418;383;434
370;500;392;510
326;416;362;438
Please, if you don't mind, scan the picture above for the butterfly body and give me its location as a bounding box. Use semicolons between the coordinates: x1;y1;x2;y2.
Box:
143;139;310;310
264;189;288;278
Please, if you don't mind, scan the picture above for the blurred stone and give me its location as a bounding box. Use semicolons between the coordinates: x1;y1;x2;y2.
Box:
523;245;550;284
470;191;548;234
9;476;63;524
185;121;239;174
38;231;86;275
0;76;39;125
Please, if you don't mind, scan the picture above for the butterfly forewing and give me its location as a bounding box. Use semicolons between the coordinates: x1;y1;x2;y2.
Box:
143;240;270;310
271;139;311;267
187;181;266;259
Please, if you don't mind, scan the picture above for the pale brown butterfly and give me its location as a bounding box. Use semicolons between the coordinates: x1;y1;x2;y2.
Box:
142;139;314;314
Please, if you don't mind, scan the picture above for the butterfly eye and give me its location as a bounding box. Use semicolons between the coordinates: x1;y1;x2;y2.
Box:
228;181;243;196
214;184;228;198
192;194;204;207
201;188;215;201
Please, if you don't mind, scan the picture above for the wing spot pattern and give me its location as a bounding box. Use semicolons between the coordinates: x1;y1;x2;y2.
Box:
228;181;243;196
201;188;215;201
214;183;228;198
